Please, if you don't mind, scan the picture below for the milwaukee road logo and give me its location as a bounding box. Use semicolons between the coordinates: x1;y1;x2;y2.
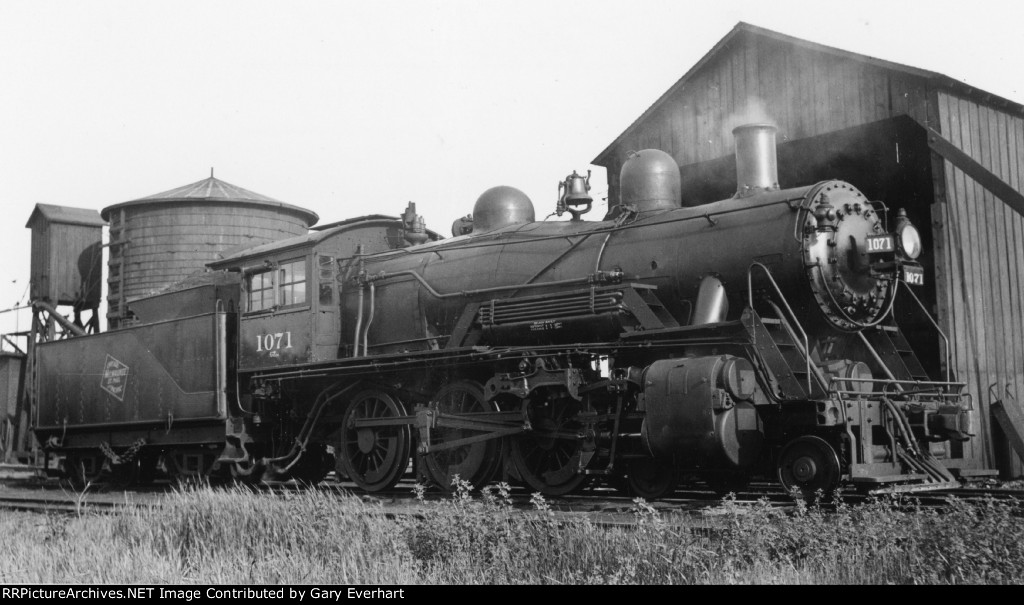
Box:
100;354;129;401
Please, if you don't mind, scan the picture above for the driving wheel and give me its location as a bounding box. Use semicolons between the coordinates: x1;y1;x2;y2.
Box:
509;396;588;496
336;390;411;492
422;380;503;491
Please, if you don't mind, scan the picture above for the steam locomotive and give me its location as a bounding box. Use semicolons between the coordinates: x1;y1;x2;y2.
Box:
31;124;973;498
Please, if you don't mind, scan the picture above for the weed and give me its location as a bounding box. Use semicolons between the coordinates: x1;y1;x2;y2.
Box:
2;483;1022;584
631;497;658;522
450;475;473;505
529;492;550;512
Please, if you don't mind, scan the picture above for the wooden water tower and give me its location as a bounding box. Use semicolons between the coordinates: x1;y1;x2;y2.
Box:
25;203;105;331
101;174;318;328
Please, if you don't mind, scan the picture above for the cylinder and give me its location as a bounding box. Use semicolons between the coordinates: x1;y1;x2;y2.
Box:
619;149;681;213
733;124;779;197
640;356;764;469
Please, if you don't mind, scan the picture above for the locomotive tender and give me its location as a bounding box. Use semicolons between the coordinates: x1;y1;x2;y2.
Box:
32;124;974;497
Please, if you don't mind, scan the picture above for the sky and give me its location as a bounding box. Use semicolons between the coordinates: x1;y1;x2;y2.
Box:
1;0;1022;335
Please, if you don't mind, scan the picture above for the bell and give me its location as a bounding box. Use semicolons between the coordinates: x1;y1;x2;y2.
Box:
564;171;592;205
556;170;593;220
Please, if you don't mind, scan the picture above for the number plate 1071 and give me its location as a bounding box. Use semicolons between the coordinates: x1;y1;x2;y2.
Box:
865;234;895;253
256;332;293;357
903;265;925;286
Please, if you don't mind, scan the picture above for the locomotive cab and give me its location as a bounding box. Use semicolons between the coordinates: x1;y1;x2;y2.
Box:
209;212;444;371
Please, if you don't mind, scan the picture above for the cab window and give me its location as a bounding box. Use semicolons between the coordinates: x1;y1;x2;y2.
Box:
248;270;274;312
246;258;308;312
279;260;307;306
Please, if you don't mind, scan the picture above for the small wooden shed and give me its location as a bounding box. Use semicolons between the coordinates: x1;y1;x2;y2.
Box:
593;23;1024;476
26;203;105;307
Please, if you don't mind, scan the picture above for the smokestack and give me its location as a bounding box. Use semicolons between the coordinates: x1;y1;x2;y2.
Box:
733;124;779;198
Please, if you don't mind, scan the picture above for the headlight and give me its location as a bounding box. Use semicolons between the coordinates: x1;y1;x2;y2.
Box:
898;223;922;259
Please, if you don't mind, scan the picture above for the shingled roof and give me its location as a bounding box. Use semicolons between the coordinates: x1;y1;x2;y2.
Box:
100;173;319;225
133;175;284;203
25;203;105;228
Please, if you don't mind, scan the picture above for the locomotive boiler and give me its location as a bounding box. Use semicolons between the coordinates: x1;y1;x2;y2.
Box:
29;124;974;498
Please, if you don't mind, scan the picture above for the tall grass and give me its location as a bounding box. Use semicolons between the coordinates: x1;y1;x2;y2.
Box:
0;482;1021;584
0;486;419;584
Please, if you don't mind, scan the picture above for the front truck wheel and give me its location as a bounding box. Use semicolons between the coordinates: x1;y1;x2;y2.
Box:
776;435;841;499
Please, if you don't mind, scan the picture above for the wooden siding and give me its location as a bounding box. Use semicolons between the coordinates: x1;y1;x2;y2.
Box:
29;221;103;306
937;91;1024;474
602;33;940;202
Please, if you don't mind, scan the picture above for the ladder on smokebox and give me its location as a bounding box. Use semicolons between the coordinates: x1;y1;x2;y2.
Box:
753;315;932;398
743;308;826;401
743;261;830;401
862;324;931;384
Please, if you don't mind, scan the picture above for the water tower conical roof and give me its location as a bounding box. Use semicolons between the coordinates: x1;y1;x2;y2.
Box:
101;174;319;225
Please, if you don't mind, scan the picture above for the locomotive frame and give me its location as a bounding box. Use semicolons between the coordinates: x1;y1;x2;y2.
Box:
26;124;979;498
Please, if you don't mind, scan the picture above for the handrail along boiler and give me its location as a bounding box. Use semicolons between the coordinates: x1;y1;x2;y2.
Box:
31;124;973;497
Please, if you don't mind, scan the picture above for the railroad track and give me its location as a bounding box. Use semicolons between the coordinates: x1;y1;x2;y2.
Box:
0;491;131;514
923;487;1024;501
1;474;1020;517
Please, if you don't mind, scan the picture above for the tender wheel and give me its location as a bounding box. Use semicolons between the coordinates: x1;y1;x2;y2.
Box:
336;390;411;492
776;435;841;499
625;458;677;499
509;395;588;496
422;380;503;491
